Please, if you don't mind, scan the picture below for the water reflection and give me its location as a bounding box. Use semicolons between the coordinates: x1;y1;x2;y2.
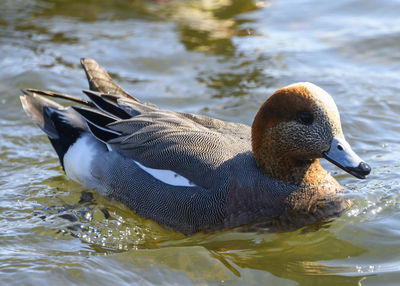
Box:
165;0;260;55
34;0;161;22
1;0;273;102
20;177;368;285
89;225;366;284
165;0;275;99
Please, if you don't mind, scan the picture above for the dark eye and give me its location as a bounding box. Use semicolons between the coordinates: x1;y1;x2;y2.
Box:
298;111;314;125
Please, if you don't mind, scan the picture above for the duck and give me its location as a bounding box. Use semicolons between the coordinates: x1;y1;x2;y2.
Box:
20;58;371;234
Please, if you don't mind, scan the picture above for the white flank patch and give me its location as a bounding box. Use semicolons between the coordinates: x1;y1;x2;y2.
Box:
134;161;197;187
63;134;101;188
64;134;197;188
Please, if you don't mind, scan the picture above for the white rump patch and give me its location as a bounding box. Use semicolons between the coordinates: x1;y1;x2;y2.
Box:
134;161;197;187
63;134;104;188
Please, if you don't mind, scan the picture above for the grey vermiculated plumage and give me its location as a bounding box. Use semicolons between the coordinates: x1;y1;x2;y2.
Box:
20;58;351;235
73;91;297;233
91;150;295;234
107;109;251;189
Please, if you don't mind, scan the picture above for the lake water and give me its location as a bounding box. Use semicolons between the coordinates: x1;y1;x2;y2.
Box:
1;0;400;285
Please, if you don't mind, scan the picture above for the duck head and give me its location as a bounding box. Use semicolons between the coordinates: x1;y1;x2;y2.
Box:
251;82;371;184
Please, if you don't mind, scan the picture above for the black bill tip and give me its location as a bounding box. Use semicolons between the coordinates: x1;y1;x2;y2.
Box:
346;162;371;179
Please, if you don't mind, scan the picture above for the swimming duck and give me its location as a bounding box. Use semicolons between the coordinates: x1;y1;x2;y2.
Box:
21;58;371;234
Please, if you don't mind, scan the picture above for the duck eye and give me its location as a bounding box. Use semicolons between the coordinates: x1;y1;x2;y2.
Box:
298;111;314;125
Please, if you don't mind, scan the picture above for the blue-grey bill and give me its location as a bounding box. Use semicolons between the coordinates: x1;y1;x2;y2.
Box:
323;137;371;179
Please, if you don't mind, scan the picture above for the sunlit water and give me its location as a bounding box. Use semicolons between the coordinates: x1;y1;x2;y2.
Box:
1;0;400;285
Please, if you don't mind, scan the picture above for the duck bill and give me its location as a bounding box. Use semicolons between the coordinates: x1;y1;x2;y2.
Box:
323;137;371;179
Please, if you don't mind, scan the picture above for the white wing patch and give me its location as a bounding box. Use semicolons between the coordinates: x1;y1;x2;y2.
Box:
64;134;197;188
134;161;197;187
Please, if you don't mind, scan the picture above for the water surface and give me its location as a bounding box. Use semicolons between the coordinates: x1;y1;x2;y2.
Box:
1;0;400;285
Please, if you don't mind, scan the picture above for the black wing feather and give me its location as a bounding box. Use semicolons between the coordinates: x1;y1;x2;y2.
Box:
72;106;116;127
82;90;131;119
86;120;121;143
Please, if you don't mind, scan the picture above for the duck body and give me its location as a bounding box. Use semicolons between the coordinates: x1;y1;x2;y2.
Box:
21;59;370;234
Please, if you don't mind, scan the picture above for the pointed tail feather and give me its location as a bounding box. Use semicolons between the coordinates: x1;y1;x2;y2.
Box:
20;91;87;168
21;59;149;168
24;88;93;107
21;90;65;139
80;58;140;102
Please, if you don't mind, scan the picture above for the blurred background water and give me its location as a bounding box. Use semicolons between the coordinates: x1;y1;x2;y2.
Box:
1;0;400;285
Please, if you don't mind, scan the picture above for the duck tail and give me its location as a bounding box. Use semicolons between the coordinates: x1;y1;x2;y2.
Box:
80;57;140;102
20;90;87;169
21;58;143;169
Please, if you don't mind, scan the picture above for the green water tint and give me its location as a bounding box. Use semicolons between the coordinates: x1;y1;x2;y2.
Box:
1;0;400;285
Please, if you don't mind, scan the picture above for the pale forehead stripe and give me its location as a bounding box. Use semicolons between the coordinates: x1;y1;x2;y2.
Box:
286;82;343;135
286;82;339;114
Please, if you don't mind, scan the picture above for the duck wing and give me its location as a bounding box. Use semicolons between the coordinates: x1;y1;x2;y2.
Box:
74;90;251;189
109;112;251;188
80;58;250;139
116;95;251;140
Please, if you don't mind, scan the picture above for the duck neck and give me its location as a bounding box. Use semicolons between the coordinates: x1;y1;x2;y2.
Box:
253;150;329;186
